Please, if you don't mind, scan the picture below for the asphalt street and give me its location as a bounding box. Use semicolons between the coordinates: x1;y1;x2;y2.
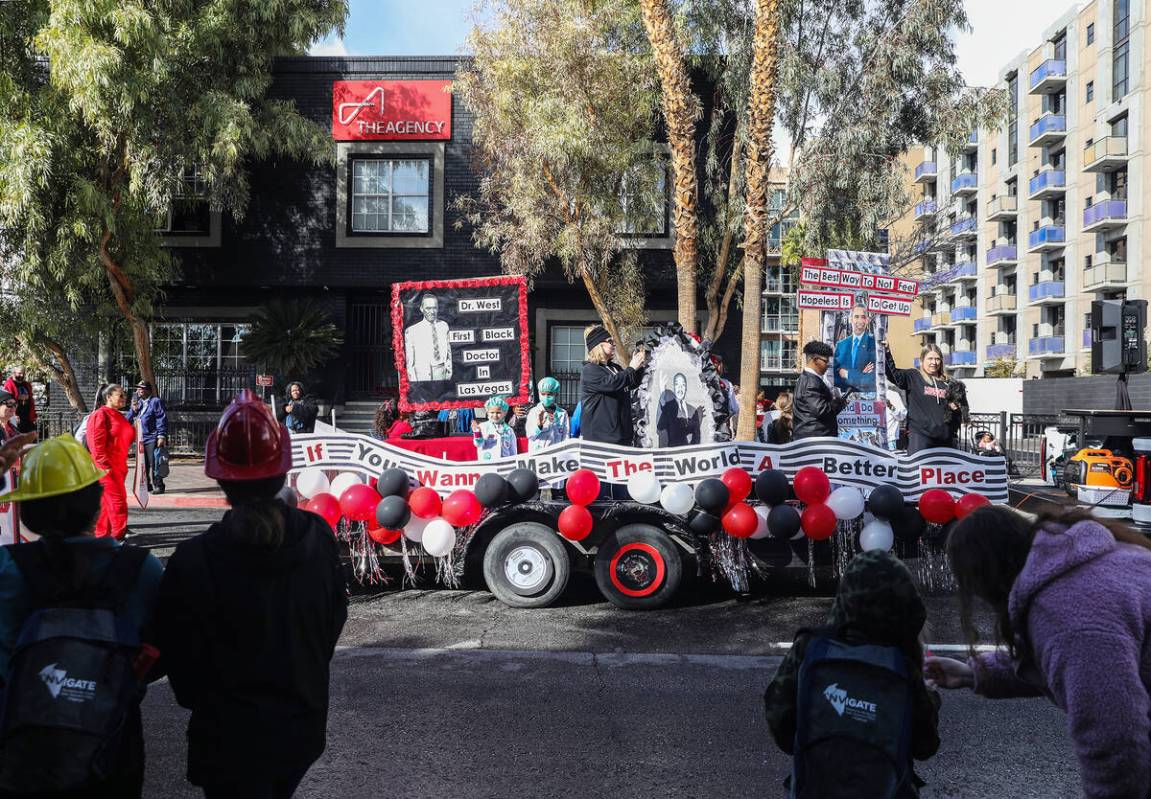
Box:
132;506;1081;799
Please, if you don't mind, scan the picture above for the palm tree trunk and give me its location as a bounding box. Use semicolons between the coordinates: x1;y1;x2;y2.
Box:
640;0;701;334
736;0;784;441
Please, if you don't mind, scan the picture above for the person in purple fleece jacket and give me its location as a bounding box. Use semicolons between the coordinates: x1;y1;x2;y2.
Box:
926;507;1151;799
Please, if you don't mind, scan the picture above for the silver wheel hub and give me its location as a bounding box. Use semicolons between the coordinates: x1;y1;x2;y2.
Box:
505;546;549;592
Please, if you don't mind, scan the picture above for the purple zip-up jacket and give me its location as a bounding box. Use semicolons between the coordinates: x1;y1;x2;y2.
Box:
970;520;1151;798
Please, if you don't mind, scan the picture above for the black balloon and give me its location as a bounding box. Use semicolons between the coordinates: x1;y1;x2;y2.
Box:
506;468;540;504
694;478;730;513
475;473;510;508
755;469;790;506
688;510;722;535
867;484;904;521
275;485;298;508
377;468;411;499
892;504;927;542
767;504;801;540
375;495;411;530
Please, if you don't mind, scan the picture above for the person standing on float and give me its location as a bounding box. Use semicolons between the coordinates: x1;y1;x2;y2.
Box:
526;376;570;451
472;396;518;460
884;344;959;453
86;384;135;540
578;325;646;445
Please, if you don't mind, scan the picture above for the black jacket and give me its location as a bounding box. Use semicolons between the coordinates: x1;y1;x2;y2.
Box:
791;371;847;440
155;507;348;785
277;394;318;433
884;350;952;441
578;361;643;445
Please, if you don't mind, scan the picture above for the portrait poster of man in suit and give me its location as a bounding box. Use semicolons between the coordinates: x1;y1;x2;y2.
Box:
656;372;703;446
404;294;452;382
832;304;878;397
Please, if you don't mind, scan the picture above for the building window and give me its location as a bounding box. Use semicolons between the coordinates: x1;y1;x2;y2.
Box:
1111;113;1129;138
760;338;798;371
549;325;592;374
1086;22;1095;45
762;296;798;333
158;166;212;237
1114;0;1130;100
1086;81;1094;102
619;164;669;237
765;265;797;294
141;322;251;406
1006;73;1018;167
991;148;997;165
1053;30;1066;61
350;158;430;234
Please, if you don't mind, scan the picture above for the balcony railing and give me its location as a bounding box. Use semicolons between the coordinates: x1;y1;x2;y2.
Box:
1083;329;1092;349
1028;225;1065;251
1028;169;1066;198
914;161;938;182
1083;137;1128;172
931;312;951;327
953;261;977;280
1029;281;1065;302
914;200;938;219
950;216;977;237
987;244;1018;266
762;315;800;333
952;351;978;365
987;343;1018;360
1084;259;1127;290
987;195;1018;219
1029;336;1065;357
951;172;978;194
1029;114;1066;145
987;294;1017;313
951;305;978;321
1083;199;1127;231
914;318;932;333
1029;59;1067;92
962;131;979;152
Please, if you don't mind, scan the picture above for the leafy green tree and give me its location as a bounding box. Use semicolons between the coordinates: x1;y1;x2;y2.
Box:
455;0;663;349
0;0;346;401
242;299;343;381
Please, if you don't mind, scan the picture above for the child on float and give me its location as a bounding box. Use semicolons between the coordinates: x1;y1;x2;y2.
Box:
525;377;570;451
764;550;940;798
472;395;518;461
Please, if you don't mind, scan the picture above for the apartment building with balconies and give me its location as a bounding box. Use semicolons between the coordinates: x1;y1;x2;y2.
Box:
904;0;1140;378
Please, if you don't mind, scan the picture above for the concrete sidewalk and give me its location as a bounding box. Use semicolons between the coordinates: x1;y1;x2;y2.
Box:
128;459;227;509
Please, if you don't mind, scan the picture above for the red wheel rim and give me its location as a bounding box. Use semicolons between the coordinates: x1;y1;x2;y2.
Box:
609;542;666;598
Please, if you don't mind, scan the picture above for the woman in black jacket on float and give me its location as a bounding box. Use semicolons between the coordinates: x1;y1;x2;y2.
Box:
885;343;960;453
578;325;647;445
156;391;347;799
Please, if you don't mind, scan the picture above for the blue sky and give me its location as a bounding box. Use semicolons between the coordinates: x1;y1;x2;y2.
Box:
312;0;1074;88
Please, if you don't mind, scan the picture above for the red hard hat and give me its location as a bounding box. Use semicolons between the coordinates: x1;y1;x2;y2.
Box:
204;389;293;481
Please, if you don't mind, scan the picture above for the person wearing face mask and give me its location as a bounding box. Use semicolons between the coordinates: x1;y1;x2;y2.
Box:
884;344;959;453
525;377;570;451
471;396;518;461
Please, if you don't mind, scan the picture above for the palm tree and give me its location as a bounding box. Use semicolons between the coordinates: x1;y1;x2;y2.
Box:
241;298;343;382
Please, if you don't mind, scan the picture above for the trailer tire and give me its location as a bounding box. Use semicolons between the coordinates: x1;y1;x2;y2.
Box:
482;522;571;608
594;525;682;610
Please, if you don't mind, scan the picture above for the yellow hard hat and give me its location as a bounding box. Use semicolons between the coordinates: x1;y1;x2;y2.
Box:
6;434;107;503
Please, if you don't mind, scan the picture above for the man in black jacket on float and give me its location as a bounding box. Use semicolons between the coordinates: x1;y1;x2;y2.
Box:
792;341;851;440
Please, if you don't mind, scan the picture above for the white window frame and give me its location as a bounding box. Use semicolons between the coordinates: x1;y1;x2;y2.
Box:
336;141;445;248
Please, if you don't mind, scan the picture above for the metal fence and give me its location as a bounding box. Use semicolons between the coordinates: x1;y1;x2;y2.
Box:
955;411;1068;477
34;410;217;456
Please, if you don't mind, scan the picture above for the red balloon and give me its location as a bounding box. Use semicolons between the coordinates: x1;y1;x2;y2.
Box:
565;469;601;506
557;505;594;541
409;487;443;519
801;503;838;541
340;483;381;523
722;503;759;539
367;526;402;546
441;489;483;528
307;492;342;531
919;488;957;525
955;492;990;519
793;466;831;505
721;468;753;504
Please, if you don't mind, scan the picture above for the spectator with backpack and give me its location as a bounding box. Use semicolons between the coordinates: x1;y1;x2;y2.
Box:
0;434;163;798
156;390;347;799
764;550;940;798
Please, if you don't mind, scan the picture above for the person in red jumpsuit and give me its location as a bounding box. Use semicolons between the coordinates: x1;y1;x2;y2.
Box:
87;383;136;539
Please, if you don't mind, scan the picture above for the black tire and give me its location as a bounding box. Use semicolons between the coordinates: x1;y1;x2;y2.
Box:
482;522;571;609
594;524;682;610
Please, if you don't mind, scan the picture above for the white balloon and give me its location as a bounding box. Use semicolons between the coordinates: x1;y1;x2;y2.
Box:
296;468;330;499
751;506;771;539
627;470;662;504
826;487;865;521
860;519;895;552
330;472;363;498
422;518;457;557
660;483;695;516
404;515;430;543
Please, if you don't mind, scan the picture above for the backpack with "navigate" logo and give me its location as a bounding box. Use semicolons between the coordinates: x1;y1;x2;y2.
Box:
0;543;149;793
791;635;915;799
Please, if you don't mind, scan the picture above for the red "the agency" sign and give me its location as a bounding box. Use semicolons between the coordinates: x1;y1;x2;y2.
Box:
331;80;452;141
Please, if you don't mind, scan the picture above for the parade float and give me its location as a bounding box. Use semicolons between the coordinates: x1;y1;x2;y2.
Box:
284;262;1008;609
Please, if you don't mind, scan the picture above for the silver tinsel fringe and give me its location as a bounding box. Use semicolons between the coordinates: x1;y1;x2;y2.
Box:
832;518;863;579
707;533;753;592
807;538;817;589
914;524;955;594
348;522;389;587
434;526;477;589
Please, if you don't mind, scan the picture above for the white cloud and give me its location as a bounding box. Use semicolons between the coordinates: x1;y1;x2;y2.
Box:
955;0;1080;87
309;36;350;57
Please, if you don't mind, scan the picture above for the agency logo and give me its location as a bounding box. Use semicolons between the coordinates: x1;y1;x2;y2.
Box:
38;663;97;702
822;682;878;722
337;85;384;126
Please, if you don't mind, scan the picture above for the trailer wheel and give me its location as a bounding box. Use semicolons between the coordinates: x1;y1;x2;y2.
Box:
482;522;571;608
594;524;682;610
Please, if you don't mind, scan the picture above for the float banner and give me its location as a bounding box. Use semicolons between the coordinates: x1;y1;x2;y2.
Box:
392;276;531;412
290;434;1009;503
867;293;914;316
798;290;853;311
800;264;918;296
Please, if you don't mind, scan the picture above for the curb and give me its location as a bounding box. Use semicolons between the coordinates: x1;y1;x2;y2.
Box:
135;496;229;509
